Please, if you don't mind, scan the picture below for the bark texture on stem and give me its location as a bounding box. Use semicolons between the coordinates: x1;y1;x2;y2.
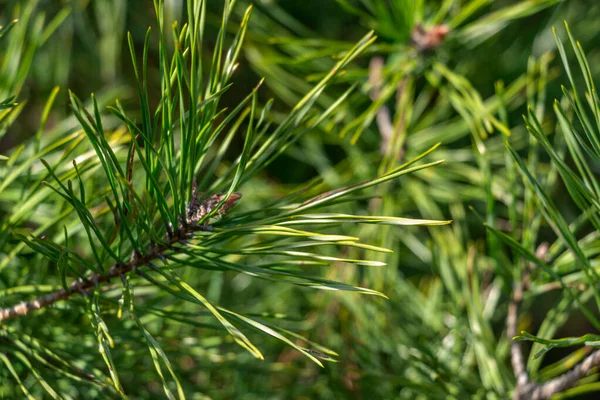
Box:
509;246;600;399
0;185;242;323
0;233;181;323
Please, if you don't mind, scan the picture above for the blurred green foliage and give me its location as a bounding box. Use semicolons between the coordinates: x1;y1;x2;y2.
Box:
3;0;600;399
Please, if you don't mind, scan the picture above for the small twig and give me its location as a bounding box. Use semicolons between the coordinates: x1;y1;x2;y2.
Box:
368;57;408;159
535;281;586;294
368;56;394;156
368;24;450;159
393;77;408;161
0;233;180;323
509;244;600;399
508;265;530;399
0;191;242;323
517;350;600;399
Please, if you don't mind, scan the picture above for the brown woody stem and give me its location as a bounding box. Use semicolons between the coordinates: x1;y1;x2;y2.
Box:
0;230;187;323
509;256;600;399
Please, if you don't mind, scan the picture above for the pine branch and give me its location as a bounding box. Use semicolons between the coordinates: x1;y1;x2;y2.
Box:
508;246;600;400
0;190;238;323
508;270;530;398
519;351;600;399
0;230;181;323
511;325;600;400
368;56;394;155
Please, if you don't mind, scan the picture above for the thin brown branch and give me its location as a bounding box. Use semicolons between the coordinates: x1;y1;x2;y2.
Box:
0;190;242;324
392;77;408;161
508;268;530;400
509;244;600;399
520;349;600;399
535;281;586;294
0;231;184;323
368;57;408;159
368;56;394;156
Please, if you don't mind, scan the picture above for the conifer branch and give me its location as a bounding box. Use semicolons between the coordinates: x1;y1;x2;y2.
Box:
0;191;240;323
509;246;600;400
368;56;393;155
518;350;600;399
508;267;531;399
1;225;188;323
